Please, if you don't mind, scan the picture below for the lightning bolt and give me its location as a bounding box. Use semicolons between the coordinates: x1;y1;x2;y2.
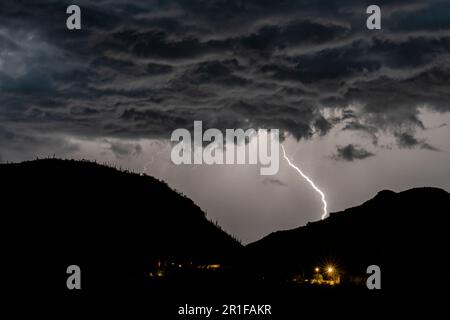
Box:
281;145;328;220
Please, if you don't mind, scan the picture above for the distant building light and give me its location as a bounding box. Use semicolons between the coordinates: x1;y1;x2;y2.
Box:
207;264;221;270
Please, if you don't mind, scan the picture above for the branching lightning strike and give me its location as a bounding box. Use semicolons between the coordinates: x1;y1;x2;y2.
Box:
281;145;328;220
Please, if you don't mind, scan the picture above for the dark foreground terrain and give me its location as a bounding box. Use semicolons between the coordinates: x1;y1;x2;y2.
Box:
1;159;449;318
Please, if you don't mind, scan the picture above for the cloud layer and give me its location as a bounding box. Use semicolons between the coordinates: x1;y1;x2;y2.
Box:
333;144;375;161
1;0;450;159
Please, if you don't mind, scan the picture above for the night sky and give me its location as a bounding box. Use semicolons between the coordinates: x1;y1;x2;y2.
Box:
1;1;449;243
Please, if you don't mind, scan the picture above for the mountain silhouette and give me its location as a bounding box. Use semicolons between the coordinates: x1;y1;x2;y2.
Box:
0;158;241;293
245;187;450;295
1;159;448;316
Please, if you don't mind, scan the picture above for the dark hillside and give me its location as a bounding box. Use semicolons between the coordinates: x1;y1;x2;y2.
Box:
0;159;241;293
245;187;450;295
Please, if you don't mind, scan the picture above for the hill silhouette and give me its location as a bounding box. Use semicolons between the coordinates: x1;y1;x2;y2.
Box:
245;187;450;295
0;158;241;293
1;159;449;316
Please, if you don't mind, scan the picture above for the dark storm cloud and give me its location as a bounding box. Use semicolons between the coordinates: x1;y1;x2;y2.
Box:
343;120;379;145
333;144;375;161
0;126;79;161
390;1;450;32
1;0;449;159
395;132;440;151
262;178;287;187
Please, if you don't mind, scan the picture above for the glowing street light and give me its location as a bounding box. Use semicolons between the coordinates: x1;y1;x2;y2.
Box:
314;267;320;273
327;266;334;274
